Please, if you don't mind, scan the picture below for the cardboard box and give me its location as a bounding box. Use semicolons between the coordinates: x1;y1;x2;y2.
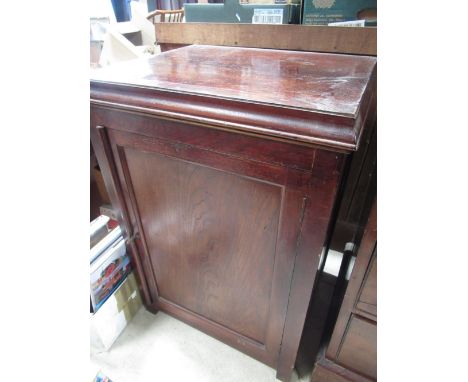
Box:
90;272;142;352
185;0;300;24
302;0;376;25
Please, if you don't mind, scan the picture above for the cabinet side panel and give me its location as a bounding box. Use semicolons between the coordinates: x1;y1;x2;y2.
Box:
90;123;153;307
356;254;377;317
276;150;346;381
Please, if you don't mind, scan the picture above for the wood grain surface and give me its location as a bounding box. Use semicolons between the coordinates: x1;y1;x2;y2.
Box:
90;45;377;382
154;23;377;56
311;357;374;382
125;147;281;344
326;201;377;360
91;45;376;152
356;255;377;317
336;315;377;379
91;45;375;116
94;114;333;369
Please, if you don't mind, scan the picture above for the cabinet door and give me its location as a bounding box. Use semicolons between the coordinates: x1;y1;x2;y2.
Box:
91;109;344;370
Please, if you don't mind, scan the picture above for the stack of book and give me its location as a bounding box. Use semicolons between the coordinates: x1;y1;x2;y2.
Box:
90;215;131;313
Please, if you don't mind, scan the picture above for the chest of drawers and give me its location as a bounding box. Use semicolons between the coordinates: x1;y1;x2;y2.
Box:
90;45;376;381
311;200;377;381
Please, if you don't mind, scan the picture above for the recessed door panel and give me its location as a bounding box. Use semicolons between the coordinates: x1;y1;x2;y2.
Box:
124;147;281;344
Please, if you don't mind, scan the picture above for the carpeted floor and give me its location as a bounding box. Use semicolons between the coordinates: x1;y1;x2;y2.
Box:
91;308;307;382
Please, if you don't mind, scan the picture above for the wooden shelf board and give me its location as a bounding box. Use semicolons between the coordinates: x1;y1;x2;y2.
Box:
155;23;376;56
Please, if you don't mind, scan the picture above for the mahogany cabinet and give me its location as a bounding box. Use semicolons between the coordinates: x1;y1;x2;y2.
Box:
311;200;377;381
90;45;376;382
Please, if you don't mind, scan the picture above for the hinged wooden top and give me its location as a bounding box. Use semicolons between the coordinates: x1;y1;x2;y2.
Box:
91;45;376;152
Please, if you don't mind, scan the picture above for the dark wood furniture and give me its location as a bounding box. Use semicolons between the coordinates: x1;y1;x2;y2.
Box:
295;122;375;379
90;45;377;382
311;200;377;382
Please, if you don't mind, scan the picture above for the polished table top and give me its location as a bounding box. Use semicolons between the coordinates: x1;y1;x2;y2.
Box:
91;45;376;117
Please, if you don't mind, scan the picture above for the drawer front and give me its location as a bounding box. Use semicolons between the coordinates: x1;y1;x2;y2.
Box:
311;358;375;382
310;363;353;382
356;251;377;318
337;315;377;380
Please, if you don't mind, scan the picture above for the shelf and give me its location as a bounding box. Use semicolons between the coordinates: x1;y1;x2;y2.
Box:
155;23;376;56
